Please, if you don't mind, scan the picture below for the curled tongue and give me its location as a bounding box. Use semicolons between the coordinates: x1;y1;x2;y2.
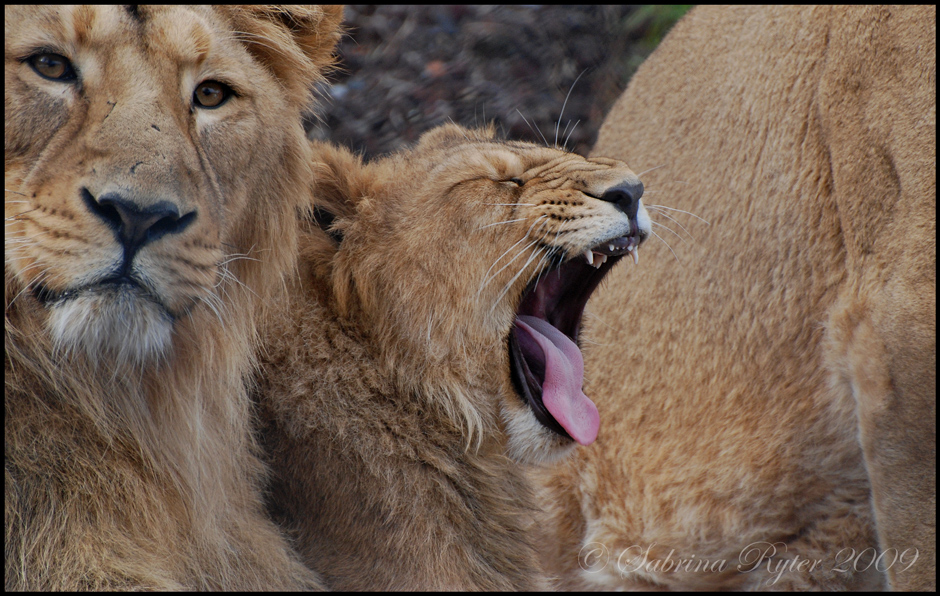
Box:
514;315;599;445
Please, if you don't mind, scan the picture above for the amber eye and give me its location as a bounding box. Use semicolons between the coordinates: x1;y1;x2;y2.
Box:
27;52;76;82
193;80;233;109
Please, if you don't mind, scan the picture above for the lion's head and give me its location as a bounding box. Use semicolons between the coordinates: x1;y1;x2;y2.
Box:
309;124;650;463
5;5;341;367
258;123;649;588
5;5;343;590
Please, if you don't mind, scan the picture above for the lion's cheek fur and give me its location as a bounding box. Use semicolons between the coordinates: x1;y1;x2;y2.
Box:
257;297;549;590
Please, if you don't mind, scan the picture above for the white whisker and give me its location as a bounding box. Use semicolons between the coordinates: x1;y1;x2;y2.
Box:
563;120;580;149
531;245;560;293
6;230;53;241
492;242;545;313
646;204;711;225
560;120;572;145
198;293;226;330
651;219;691;245
650;229;682;265
584;309;617;333
477;217;527;230
636;164;667;177
516;108;550;147
481;214;553;301
477;215;548;296
481;236;542;296
555;69;587;148
9;271;49;308
534;218;570;290
217;254;262;266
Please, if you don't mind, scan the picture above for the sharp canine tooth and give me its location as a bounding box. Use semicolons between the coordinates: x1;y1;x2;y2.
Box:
632;249;639;265
585;249;594;266
608;244;615;252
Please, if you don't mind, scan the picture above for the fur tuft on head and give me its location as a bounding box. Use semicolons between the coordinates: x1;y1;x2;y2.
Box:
5;4;341;590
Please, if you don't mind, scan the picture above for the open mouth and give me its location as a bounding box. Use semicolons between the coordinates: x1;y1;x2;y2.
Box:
508;232;644;445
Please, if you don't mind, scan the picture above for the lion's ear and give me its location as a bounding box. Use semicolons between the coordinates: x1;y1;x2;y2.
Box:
415;123;496;152
295;139;367;288
220;6;344;108
305;141;372;241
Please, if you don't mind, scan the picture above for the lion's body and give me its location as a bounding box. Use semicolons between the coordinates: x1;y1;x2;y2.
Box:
257;125;648;589
5;5;342;589
537;5;935;591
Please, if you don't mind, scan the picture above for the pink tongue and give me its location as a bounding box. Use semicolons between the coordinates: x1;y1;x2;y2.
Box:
515;315;599;445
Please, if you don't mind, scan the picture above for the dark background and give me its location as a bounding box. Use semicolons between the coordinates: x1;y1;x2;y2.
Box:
309;5;692;159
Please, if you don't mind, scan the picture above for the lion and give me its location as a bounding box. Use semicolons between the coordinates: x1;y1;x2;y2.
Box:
533;5;935;591
255;123;651;589
5;5;343;590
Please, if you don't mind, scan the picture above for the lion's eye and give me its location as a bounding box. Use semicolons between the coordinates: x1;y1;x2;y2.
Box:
509;178;524;186
27;52;77;82
193;80;234;109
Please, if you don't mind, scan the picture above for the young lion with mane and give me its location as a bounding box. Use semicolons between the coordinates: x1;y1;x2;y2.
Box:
257;124;651;589
5;5;342;590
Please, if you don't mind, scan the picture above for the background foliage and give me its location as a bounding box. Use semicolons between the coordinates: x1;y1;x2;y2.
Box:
310;5;692;158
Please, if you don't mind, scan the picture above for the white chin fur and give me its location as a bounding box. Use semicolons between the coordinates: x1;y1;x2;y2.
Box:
501;401;578;465
46;290;173;367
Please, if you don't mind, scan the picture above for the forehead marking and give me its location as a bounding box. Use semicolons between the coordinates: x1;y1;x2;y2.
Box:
125;5;144;24
61;5;125;47
149;9;213;67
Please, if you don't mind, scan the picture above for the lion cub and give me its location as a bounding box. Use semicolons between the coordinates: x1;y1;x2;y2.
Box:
256;124;650;589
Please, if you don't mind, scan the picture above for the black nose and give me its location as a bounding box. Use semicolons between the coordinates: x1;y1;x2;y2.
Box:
600;181;644;220
82;189;195;255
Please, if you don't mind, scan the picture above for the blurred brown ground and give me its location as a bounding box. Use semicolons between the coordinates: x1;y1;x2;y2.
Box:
309;5;691;158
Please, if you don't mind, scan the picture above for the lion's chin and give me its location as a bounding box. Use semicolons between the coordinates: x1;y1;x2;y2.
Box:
501;400;578;465
45;285;174;367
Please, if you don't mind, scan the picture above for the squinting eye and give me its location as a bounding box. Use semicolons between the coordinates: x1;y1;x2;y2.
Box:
510;178;524;186
27;52;77;82
193;80;234;109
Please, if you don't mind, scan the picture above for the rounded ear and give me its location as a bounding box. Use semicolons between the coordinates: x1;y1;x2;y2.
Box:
294;140;368;289
415;123;496;151
220;5;344;108
308;141;370;225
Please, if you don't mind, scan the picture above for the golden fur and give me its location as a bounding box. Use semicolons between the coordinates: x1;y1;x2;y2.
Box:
536;5;935;591
257;124;649;589
5;5;342;590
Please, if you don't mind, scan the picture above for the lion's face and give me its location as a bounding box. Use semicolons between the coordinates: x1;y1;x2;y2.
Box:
5;5;338;366
322;125;650;463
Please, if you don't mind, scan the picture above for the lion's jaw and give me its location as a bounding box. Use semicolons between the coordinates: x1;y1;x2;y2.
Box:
44;285;173;366
4;4;321;368
326;125;650;465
